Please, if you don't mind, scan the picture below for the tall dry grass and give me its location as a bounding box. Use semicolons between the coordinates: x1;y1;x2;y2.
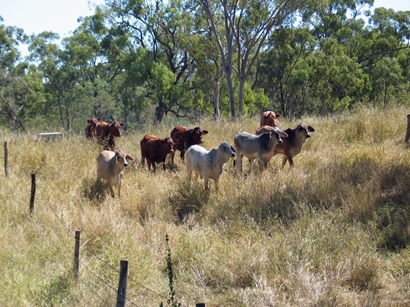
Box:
1;106;409;306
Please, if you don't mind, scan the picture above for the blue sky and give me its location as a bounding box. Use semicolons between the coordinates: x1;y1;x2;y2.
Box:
1;0;409;40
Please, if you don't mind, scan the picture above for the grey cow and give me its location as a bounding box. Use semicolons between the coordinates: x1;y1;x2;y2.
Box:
186;141;236;191
96;150;134;197
234;127;288;173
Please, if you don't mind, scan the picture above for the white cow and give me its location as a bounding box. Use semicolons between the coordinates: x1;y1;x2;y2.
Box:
234;127;288;173
185;141;236;191
96;150;134;197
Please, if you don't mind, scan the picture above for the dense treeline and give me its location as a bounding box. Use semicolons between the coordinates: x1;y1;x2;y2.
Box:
1;0;409;133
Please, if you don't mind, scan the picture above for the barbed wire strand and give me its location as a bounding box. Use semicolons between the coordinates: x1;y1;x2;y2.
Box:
33;178;185;306
81;262;139;307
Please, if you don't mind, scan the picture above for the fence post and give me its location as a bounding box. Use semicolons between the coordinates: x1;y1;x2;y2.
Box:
196;304;206;307
116;259;128;307
4;142;8;177
30;173;36;216
74;230;81;280
405;114;410;143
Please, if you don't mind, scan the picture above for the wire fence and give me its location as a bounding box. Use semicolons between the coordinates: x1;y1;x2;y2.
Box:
2;141;200;306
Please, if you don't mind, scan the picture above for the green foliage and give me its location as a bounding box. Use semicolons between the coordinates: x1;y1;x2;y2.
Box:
2;0;410;128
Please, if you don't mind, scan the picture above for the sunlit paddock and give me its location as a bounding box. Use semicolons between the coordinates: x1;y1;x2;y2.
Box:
1;106;410;306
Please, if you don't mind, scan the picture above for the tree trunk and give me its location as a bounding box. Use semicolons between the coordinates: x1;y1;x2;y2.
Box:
155;97;165;123
238;77;245;118
213;77;221;121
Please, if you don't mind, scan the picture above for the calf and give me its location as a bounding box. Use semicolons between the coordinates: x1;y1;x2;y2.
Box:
96;150;134;197
140;134;175;171
234;127;288;173
95;121;125;148
273;122;315;168
260;111;280;127
186;141;236;191
170;125;209;161
85;117;101;139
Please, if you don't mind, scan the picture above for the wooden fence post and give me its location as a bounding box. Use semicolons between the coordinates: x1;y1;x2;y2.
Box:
30;173;36;216
116;259;128;307
405;114;410;143
74;230;81;280
4;142;8;177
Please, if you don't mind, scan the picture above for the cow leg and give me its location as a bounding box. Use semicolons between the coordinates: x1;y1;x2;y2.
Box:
288;157;294;168
236;154;243;172
204;174;209;191
108;184;115;198
180;150;185;161
281;156;287;168
214;179;219;191
187;167;192;187
258;159;268;172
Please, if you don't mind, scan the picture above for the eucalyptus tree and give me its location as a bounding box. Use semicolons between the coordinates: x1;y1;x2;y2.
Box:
196;0;326;119
0;18;45;131
105;0;202;123
256;27;315;117
366;8;410;104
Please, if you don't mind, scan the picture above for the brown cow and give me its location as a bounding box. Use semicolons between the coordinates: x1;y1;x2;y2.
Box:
85;117;100;139
170;126;209;161
95;121;125;148
260;111;280;127
256;122;315;168
140;134;175;171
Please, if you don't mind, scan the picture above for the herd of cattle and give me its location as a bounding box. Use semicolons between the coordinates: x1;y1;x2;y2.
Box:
86;111;315;196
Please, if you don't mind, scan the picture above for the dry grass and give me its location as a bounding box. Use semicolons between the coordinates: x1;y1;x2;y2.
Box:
1;106;410;306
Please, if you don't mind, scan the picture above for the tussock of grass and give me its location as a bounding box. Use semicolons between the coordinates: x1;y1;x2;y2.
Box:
1;106;410;306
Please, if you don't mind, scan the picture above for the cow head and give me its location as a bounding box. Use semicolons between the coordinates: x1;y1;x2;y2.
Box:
261;111;281;127
219;141;236;158
270;126;288;144
115;150;134;168
189;127;209;146
109;121;125;137
162;137;175;154
85;117;100;138
297;122;315;141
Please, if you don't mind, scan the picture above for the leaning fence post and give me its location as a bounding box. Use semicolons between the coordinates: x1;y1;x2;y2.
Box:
116;259;128;307
405;114;410;143
4;142;8;177
74;230;81;280
30;173;36;216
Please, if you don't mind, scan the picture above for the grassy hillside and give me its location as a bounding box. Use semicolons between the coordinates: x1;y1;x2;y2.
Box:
1;106;409;306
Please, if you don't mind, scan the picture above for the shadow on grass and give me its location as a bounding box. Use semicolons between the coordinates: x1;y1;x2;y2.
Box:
81;178;107;203
168;182;210;224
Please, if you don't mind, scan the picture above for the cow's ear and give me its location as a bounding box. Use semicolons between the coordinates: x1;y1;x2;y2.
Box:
203;130;209;135
119;122;125;127
280;131;288;138
126;154;134;161
97;117;101;121
275;114;280;118
308;126;315;132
